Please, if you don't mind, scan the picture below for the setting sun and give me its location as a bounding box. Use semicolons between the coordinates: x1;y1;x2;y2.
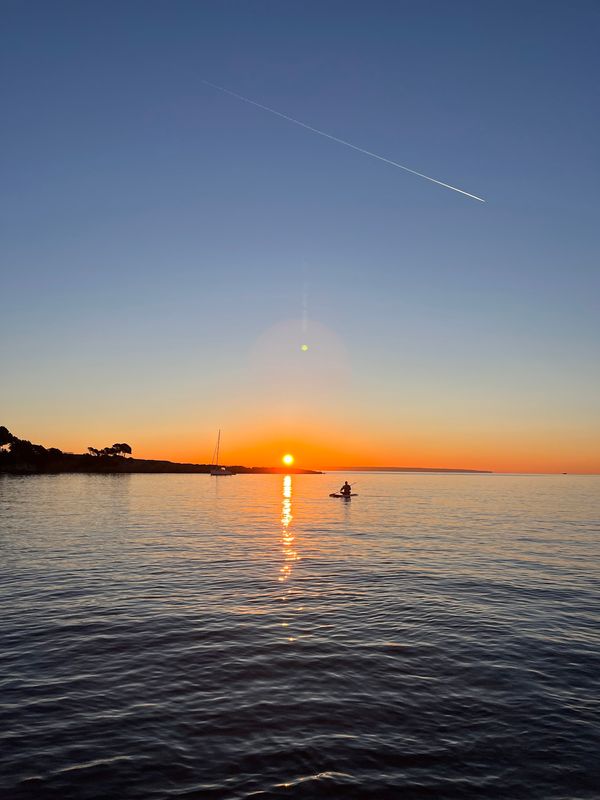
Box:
282;454;294;466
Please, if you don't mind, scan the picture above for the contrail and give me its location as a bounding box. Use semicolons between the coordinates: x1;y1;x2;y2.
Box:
203;80;485;203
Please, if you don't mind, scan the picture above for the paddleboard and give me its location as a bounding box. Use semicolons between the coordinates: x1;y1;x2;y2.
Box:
329;493;357;498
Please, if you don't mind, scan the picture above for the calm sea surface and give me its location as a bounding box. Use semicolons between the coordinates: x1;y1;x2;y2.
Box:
1;473;599;799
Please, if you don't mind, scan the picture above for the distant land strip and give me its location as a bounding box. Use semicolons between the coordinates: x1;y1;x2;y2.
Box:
325;466;493;474
0;453;321;476
0;453;322;476
0;426;321;475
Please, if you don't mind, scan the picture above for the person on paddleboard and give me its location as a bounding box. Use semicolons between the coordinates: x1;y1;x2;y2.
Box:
340;481;352;497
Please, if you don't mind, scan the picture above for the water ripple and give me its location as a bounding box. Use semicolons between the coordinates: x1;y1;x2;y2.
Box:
1;473;599;799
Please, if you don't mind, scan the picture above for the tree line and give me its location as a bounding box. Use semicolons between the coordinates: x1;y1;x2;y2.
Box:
88;443;132;457
1;426;134;473
1;425;64;459
1;426;132;459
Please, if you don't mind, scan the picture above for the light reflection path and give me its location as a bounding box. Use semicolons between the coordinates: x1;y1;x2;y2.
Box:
279;475;300;642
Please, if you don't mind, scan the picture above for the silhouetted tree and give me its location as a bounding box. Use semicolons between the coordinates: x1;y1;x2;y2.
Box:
87;443;134;457
0;426;14;449
11;439;35;456
2;430;138;474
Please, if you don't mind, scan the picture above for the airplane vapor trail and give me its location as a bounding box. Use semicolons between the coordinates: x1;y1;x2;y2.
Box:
203;80;485;203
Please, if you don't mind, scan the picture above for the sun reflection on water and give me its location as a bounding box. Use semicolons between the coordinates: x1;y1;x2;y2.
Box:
279;474;300;641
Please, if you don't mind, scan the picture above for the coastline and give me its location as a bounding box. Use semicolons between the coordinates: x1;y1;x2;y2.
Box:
0;454;322;476
324;466;492;474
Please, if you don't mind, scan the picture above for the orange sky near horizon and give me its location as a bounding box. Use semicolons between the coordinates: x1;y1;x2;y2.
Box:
4;318;599;475
11;417;598;475
143;433;600;475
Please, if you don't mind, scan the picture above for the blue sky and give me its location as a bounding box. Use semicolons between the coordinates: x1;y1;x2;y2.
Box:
2;1;599;470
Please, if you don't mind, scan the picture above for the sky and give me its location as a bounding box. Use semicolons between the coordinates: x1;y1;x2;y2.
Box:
2;0;599;472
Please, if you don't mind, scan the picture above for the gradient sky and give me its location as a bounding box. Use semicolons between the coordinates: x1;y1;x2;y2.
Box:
2;1;599;472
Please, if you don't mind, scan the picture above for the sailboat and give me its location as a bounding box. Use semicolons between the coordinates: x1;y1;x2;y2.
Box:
210;430;233;476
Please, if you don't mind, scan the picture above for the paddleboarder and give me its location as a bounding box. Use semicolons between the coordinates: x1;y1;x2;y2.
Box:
340;481;352;497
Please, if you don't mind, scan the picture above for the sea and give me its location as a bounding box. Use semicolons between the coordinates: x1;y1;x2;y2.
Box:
1;472;599;799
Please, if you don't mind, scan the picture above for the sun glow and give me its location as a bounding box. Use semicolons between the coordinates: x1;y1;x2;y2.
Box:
282;453;294;466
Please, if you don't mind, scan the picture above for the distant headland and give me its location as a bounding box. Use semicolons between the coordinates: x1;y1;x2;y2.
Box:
0;427;321;475
326;466;492;474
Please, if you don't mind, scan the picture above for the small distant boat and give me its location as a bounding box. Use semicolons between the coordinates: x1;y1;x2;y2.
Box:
210;430;233;476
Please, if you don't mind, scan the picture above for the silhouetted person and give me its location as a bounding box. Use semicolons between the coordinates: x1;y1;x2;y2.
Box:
340;481;352;496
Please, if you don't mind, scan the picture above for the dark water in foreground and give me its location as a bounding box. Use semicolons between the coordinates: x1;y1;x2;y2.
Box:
1;473;599;799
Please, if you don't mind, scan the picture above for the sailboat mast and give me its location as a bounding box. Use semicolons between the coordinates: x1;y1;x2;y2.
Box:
216;429;221;467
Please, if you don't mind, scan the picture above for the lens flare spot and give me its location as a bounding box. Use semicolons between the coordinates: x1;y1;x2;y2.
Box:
301;344;308;352
282;454;294;466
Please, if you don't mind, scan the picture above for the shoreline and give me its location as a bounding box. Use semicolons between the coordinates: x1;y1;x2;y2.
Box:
0;455;322;476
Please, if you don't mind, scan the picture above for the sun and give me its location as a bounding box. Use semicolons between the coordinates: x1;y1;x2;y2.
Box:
282;454;294;466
